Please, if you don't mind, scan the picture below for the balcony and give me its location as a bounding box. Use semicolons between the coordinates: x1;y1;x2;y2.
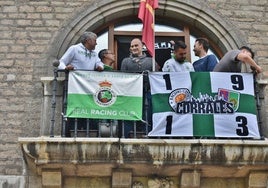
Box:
18;69;268;187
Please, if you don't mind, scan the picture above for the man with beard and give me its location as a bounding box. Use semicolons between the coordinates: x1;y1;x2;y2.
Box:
192;38;218;71
162;41;194;72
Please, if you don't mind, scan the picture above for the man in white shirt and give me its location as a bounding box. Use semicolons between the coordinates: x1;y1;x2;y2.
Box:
58;31;104;71
58;32;104;137
162;41;194;72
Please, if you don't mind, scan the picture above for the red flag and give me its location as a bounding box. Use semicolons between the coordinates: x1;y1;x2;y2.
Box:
138;0;158;57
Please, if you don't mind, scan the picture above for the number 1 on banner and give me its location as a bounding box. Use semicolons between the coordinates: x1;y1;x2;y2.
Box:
165;115;173;134
163;74;172;90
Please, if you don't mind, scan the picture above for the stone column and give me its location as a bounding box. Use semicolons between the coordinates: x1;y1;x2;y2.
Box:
40;77;65;136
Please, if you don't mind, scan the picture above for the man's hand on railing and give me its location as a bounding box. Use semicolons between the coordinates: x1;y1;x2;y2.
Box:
65;64;74;70
96;66;104;71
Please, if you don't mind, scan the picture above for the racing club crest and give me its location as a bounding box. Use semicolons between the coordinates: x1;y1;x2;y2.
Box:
94;80;117;107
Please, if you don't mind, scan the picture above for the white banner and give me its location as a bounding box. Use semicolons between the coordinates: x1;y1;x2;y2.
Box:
148;72;260;138
67;71;143;121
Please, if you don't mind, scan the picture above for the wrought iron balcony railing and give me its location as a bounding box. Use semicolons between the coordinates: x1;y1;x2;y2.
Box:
50;69;152;139
48;62;266;140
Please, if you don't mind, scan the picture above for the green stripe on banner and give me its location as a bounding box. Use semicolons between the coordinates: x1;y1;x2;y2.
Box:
151;93;172;113
193;114;215;137
190;72;215;136
237;94;257;114
67;94;143;120
190;72;213;97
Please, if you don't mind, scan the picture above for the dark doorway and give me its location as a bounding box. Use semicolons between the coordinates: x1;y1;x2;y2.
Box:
116;36;186;70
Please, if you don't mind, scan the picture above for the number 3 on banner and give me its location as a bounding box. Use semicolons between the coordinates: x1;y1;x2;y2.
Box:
236;116;249;136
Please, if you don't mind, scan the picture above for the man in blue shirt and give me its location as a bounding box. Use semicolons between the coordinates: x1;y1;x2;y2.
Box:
193;38;218;71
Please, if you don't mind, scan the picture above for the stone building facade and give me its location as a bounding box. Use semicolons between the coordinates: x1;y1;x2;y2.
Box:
0;0;268;187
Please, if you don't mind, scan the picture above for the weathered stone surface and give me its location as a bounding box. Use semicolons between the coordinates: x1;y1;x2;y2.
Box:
19;137;268;178
42;169;62;188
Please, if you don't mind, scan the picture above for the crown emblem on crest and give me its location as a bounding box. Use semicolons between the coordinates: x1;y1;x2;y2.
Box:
99;80;112;88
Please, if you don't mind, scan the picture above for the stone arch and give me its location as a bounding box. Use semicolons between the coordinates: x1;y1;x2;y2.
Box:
47;0;246;63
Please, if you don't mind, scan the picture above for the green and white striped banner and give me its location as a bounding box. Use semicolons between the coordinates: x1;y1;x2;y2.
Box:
148;72;260;138
66;71;143;121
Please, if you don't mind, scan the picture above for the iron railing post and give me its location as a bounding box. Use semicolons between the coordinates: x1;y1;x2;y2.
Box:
254;73;264;139
61;70;69;137
50;60;59;137
143;71;150;137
